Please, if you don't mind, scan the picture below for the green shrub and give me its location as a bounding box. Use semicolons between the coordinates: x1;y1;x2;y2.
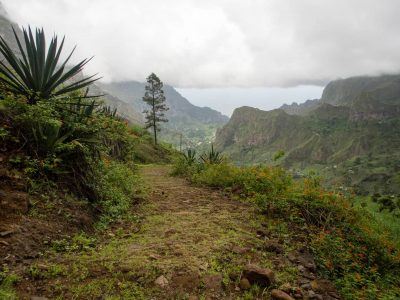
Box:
173;158;400;298
182;149;197;165
192;162;238;187
199;144;223;164
51;233;97;253
93;160;142;226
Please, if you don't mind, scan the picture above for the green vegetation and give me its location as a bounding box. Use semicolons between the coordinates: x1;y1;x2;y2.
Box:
0;269;19;300
173;158;400;299
0;26;173;216
199;144;223;164
354;195;400;247
0;26;98;104
142;73;169;145
0;26;176;298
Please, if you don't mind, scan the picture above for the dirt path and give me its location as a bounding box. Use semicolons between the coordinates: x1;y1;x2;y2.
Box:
133;165;263;298
16;165;293;299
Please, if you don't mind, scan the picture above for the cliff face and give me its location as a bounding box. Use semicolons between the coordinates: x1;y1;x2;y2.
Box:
216;74;400;193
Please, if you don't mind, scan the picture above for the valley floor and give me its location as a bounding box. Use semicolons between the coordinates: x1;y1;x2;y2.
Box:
11;166;337;299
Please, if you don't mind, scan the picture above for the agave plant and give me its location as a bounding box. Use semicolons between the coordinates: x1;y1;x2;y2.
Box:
0;26;99;104
182;149;197;165
200;144;223;164
100;105;124;121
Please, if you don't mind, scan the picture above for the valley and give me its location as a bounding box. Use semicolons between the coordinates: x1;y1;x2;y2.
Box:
215;74;400;194
0;2;399;300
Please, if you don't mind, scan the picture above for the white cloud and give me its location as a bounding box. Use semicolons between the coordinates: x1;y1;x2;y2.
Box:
3;0;400;88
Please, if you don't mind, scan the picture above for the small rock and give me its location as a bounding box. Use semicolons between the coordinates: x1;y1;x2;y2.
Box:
297;265;306;272
164;228;178;237
328;291;341;299
154;275;169;288
204;274;223;291
307;290;321;299
311;279;337;294
231;245;250;254
279;283;292;293
149;254;160;260
298;278;309;285
256;229;269;237
30;297;49;300
188;296;198;300
271;289;295;300
243;264;275;287
265;240;284;254
0;230;13;237
302;271;316;280
288;250;316;272
239;277;251;290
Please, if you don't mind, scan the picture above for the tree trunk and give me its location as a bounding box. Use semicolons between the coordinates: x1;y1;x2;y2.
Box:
152;91;157;146
154;122;157;146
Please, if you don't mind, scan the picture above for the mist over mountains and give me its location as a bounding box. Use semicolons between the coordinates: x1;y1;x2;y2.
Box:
0;4;229;148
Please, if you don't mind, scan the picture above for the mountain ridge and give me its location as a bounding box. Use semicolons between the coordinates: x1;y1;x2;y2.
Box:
216;74;400;194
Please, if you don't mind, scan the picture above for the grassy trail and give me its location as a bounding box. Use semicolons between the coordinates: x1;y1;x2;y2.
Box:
17;165;282;299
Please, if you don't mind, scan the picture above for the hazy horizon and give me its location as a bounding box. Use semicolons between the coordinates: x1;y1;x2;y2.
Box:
177;85;323;116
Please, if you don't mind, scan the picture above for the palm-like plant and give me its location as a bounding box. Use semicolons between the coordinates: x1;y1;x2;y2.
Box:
182;149;197;165
0;26;99;104
200;144;223;164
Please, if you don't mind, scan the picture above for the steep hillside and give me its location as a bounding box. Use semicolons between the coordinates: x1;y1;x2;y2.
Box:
216;75;400;194
98;81;229;148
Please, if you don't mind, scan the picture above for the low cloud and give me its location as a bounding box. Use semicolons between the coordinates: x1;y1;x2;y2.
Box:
3;0;400;87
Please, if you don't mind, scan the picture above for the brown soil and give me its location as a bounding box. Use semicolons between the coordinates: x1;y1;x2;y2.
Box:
0;158;95;271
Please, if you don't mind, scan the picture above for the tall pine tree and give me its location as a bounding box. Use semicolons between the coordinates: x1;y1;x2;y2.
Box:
142;73;169;145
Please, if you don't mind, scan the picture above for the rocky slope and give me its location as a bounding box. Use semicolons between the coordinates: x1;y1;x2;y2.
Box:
216;74;400;194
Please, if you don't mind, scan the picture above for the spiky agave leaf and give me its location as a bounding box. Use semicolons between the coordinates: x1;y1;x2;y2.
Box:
200;144;223;164
183;149;197;165
0;26;100;104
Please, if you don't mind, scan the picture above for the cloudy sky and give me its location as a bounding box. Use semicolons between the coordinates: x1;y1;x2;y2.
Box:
3;0;400;115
